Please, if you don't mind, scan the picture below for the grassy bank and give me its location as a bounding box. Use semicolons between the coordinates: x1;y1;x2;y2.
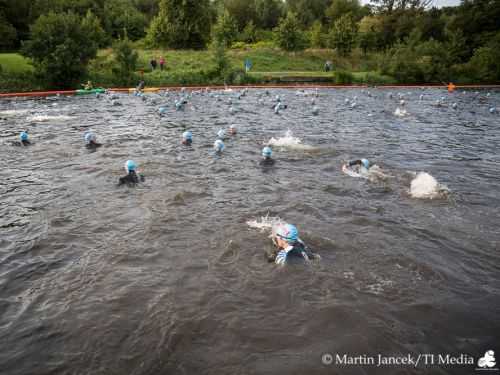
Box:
1;47;393;92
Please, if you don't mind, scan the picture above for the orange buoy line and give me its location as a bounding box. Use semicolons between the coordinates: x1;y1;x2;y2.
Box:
1;84;499;98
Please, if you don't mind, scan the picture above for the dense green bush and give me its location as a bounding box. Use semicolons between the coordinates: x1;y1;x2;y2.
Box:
327;14;358;56
112;37;139;85
309;21;326;48
467;46;500;83
0;16;18;50
274;11;308;52
212;10;239;48
0;71;43;93
241;20;258;43
146;0;212;49
21;11;102;88
334;70;353;84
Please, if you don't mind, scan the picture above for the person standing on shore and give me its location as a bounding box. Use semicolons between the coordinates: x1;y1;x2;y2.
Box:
159;56;165;71
150;58;157;71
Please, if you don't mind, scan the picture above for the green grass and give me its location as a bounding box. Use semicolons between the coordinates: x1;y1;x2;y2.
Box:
0;47;395;91
0;53;33;73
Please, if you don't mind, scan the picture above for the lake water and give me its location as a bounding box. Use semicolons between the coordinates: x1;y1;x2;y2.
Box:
1;87;499;375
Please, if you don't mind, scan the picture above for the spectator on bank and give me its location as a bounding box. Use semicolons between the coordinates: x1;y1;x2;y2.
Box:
150;58;157;71
159;56;165;71
324;60;333;72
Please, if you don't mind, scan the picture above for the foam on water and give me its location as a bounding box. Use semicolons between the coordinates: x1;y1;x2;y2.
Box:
246;214;284;233
394;107;407;117
0;109;32;116
410;172;449;199
267;130;314;150
27;115;74;122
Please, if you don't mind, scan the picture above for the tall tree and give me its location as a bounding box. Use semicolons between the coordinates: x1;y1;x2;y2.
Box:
369;0;433;14
274;11;308;51
146;0;212;49
255;0;284;29
286;0;332;27
225;0;257;31
328;14;357;55
22;11;101;87
326;0;363;24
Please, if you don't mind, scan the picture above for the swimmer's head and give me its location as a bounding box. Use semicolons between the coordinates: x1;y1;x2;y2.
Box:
214;139;224;153
84;132;96;144
125;160;137;172
20;131;29;141
361;158;370;169
275;224;299;244
158;107;167;115
262;146;272;158
217;129;225;139
229;125;236;135
182;131;192;141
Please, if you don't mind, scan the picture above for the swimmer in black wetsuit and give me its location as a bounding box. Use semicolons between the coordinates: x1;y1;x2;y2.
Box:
136;80;145;93
268;224;317;264
342;158;370;173
182;131;193;146
259;146;275;166
18;131;31;146
84;131;102;149
118;160;145;186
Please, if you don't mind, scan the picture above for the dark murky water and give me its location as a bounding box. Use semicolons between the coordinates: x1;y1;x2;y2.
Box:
1;88;499;375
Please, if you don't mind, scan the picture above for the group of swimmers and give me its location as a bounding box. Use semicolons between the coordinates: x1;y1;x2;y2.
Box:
10;86;436;266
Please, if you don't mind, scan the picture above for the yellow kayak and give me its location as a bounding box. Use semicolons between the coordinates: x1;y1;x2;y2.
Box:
128;87;160;93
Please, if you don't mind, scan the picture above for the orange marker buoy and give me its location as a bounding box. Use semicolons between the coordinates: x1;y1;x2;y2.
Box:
447;82;456;93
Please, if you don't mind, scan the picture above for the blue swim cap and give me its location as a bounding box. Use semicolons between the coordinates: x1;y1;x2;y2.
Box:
276;224;298;244
158;107;167;115
84;132;96;144
262;146;272;158
217;129;225;139
214;139;224;152
20;131;29;141
183;131;192;140
125;160;137;172
361;158;370;169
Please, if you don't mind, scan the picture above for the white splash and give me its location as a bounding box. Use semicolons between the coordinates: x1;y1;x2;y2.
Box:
343;164;389;182
27;115;74;122
247;214;282;231
410;172;449;199
267;130;314;150
394;107;407;117
247;214;286;241
0;109;31;116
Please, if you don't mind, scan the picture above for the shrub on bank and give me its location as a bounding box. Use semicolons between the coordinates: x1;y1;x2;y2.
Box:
0;71;44;93
334;70;354;84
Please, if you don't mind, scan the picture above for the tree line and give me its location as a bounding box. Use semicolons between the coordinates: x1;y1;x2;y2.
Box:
1;0;499;86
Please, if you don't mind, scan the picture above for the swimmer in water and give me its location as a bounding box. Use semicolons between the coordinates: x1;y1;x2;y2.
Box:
118;160;145;186
84;131;102;149
268;224;317;265
342;158;370;174
214;139;225;154
19;131;31;146
136;80;145;93
260;146;275;166
83;80;94;90
229;125;237;135
182;131;193;146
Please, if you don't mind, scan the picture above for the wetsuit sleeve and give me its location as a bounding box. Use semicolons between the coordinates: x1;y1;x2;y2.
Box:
275;250;288;265
348;160;362;167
